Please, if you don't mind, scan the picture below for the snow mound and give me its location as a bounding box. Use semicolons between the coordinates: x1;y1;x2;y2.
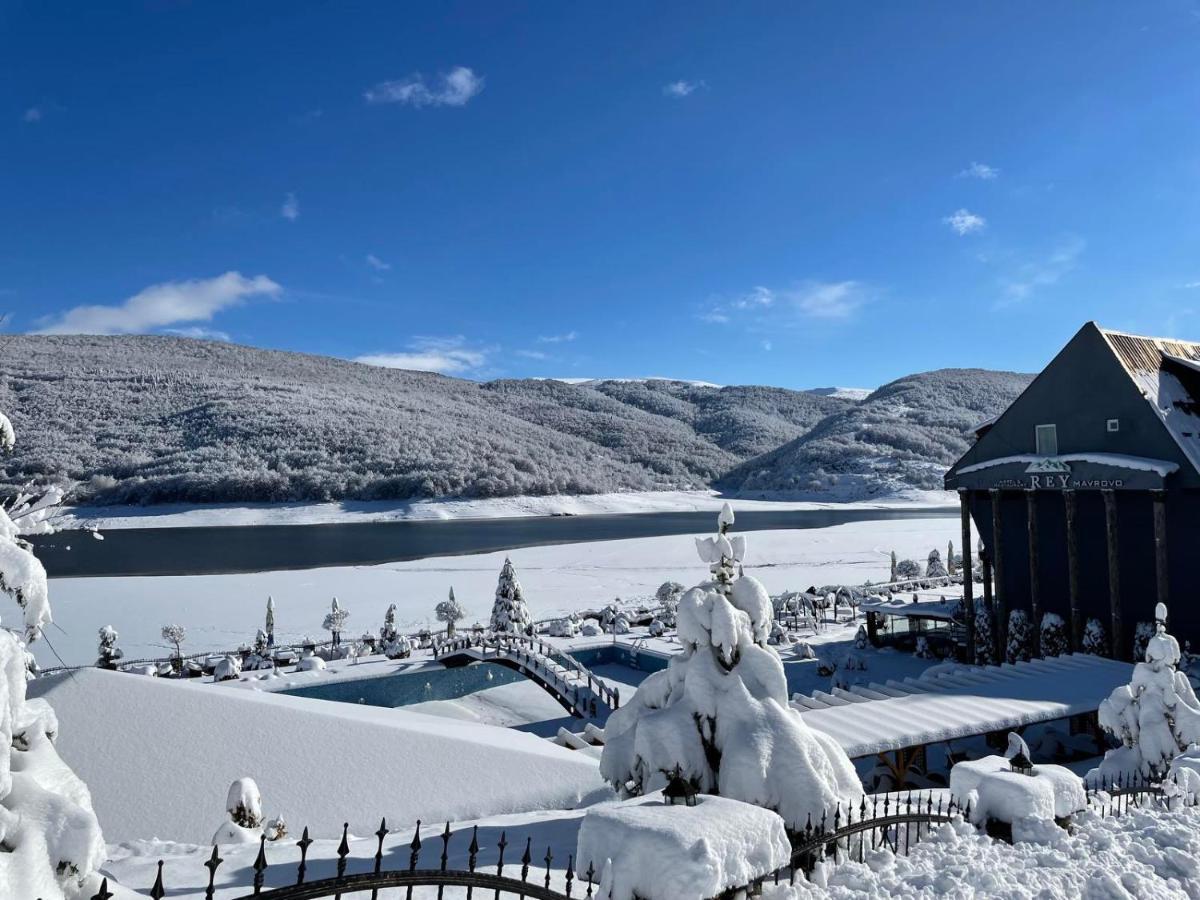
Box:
577;796;789;900
29;668;609;843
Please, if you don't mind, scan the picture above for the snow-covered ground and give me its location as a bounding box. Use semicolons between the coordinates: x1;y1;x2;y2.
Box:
58;489;953;530
35;516;961;666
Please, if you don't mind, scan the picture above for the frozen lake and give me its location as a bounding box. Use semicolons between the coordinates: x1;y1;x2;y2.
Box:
32;505;956;578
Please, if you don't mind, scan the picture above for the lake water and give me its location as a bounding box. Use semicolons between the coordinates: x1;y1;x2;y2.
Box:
32;506;955;578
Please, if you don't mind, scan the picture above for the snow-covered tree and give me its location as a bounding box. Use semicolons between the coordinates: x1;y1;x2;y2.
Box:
161;623;186;660
213;777;265;845
1089;604;1200;781
914;636;934;659
1006;609;1032;664
490;557;531;634
946;541;957;577
655;581;685;626
889;550;898;582
1040;612;1068;658
252;628;269;661
648;618;666;638
1132;621;1154;664
379;603;398;644
1082;618;1107;656
895;558;921;579
600;503;863;832
435;587;467;637
925;548;948;579
264;595;275;647
322;597;349;646
96;624;122;669
0;410;106;898
973;598;996;665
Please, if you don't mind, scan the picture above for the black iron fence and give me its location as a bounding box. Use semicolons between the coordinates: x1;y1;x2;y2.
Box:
1084;769;1197;818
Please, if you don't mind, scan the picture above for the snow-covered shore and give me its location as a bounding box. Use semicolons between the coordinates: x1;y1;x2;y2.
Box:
36;516;961;667
58;490;953;531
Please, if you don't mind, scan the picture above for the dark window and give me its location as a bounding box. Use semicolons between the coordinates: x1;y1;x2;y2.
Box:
1035;424;1058;456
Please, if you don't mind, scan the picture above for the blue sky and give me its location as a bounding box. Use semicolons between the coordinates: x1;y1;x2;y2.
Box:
5;2;1200;389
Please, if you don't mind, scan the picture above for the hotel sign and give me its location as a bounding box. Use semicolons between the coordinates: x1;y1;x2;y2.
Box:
948;455;1173;492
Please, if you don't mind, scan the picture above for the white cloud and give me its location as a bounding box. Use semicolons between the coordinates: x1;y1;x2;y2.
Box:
33;272;281;335
537;331;578;343
789;280;867;319
366;254;391;271
1183;281;1200;289
365;67;484;108
355;336;490;375
943;208;986;235
958;162;999;180
281;193;300;221
164;326;232;342
22;107;42;123
516;349;549;360
698;310;730;324
761;339;773;351
1000;236;1086;304
732;286;775;309
663;80;704;98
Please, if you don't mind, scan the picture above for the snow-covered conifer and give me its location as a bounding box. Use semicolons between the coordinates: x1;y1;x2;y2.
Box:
1132;621;1154;663
490;557;531;633
322;597;349;646
97;624;122;669
925;548;948;579
379;602;398;644
889;550;898;582
1040;612;1068;658
253;628;268;658
435;587;467;637
1006;609;1032;663
973;598;995;665
1082;618;1107;656
600;504;862;831
264;595;275;647
213;777;268;845
854;625;868;650
655;581;684;626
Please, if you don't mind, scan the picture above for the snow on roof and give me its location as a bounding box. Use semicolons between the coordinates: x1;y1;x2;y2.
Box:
1100;328;1200;478
859;595;960;621
793;654;1133;758
29;668;607;843
955;452;1180;478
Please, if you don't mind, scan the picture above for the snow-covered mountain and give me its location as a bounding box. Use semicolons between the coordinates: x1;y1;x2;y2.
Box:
0;337;1029;505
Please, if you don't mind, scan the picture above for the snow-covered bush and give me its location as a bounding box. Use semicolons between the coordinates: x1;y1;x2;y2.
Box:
655;581;684;626
96;624;122;669
322;597;349;646
1082;617;1107;656
490;558;531;633
795;641;816;660
767;621;792;646
648;618;666;638
0;412;106;899
296;656;326;672
973;598;996;665
1040;613;1068;658
607;611;631;635
379;603;398;644
854;625;868;650
1006;610;1032;664
579;621;602;637
382;633;412;659
1132;621;1154;663
600;504;863;831
895;558;921;580
548;616;580;638
213;655;242;682
213;777;265;844
252;627;268;658
435;587;466;637
1089;604;1200;781
925;548;948;579
914;635;934;659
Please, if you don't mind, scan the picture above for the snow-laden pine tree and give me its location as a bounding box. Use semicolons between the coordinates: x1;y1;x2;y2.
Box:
1082;618;1107;656
1089;604;1200;780
655;581;685;626
1006;609;1032;663
973;598;996;665
599;503;863;831
925;548;948;579
380;603;398;644
0;411;106;898
1132;621;1154;664
96;624;122;669
435;587;466;637
946;541;956;576
1040;612;1068;658
265;595;275;647
489;558;531;634
323;597;349;647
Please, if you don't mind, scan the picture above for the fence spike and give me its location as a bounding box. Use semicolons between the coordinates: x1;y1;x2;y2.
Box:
440;822;452;872
296;826;313;884
252;835;268;895
545;846;554;889
204;845;224;900
92;877;114;900
497;830;509;877
468;824;480;872
374;818;388;873
410;820;423;871
565;854;575;898
150;860;166;900
336;822;350;881
520;835;533;882
585;861;596;897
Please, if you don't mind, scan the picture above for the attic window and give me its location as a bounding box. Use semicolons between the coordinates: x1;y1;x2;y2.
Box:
1107;418;1120;433
1035;424;1058;457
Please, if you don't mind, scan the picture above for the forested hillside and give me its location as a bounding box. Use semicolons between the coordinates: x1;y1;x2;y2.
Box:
717;369;1034;498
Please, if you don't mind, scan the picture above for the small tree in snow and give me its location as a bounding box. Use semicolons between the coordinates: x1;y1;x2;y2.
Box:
1089;603;1200;781
600;503;863;832
925;548;948;579
895;558;921;580
323;597;349;647
1082;618;1107;656
435;587;467;637
889;550;898;582
380;603;398;644
1040;612;1069;658
655;581;685;626
1132;621;1154;663
946;541;957;576
265;595;276;647
161;623;186;662
1006;609;1032;663
97;624;122;669
252;628;269;659
490;557;531;634
972;598;996;665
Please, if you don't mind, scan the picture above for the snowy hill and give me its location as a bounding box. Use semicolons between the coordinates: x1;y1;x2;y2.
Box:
718;369;1034;499
1;336;1027;505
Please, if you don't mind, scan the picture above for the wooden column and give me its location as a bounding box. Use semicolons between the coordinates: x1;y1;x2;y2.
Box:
960;490;975;663
989;489;1007;662
1153;490;1169;611
981;548;994;662
1102;489;1122;659
1063;490;1081;651
1026;490;1041;657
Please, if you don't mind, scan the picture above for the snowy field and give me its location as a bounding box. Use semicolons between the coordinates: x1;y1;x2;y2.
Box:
35;516;961;667
58;489;953;530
